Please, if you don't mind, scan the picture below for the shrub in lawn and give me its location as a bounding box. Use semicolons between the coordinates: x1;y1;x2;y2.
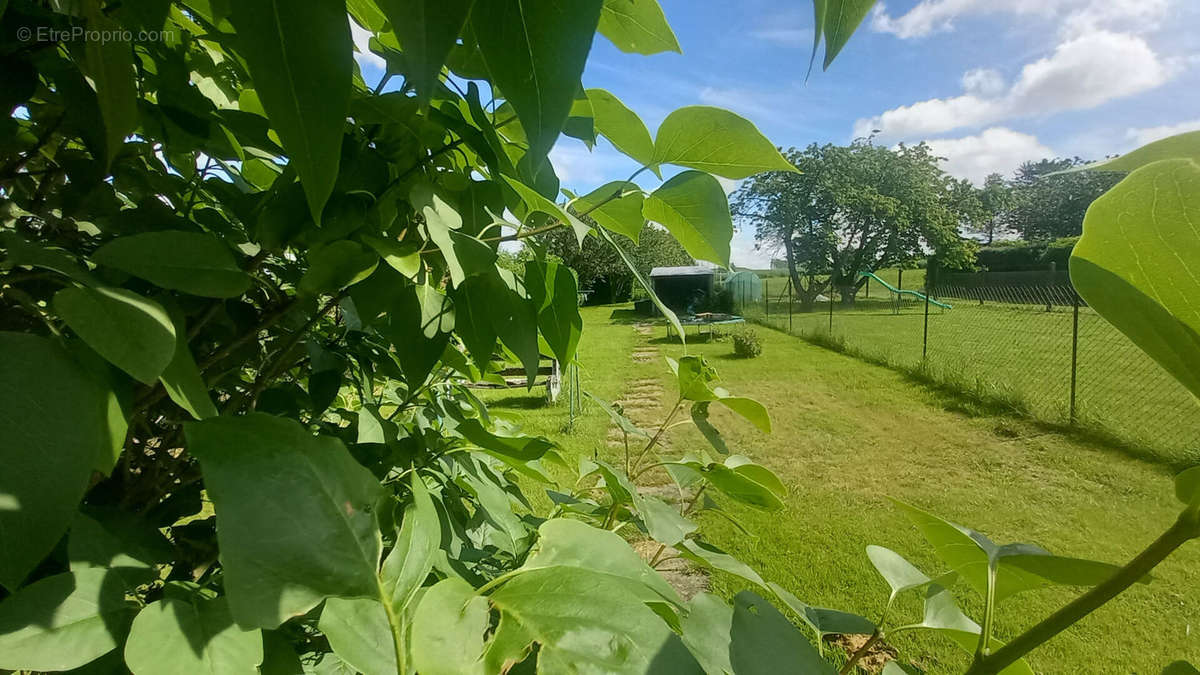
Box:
733;328;764;358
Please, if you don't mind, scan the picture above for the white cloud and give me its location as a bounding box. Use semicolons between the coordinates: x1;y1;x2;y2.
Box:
698;86;777;121
961;68;1005;97
871;0;1169;40
923;127;1055;184
855;31;1171;140
349;22;386;71
1124;118;1200;147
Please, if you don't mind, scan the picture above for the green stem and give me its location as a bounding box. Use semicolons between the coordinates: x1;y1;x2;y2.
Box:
965;512;1198;675
976;563;998;658
376;578;406;675
629;398;683;476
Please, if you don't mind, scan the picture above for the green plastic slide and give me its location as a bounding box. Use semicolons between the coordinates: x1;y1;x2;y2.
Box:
859;271;952;310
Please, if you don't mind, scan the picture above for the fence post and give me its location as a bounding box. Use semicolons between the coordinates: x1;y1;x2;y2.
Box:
922;279;931;360
1070;289;1080;424
828;282;834;333
787;278;793;334
764;278;769;319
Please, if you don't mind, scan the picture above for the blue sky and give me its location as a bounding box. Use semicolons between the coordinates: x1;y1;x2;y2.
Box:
354;0;1200;266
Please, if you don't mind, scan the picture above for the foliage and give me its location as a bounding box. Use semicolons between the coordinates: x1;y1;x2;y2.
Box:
732;140;977;309
731;328;763;358
1003;158;1121;242
536;220;692;304
967;237;1078;273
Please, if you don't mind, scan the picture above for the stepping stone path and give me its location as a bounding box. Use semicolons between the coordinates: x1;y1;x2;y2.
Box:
604;323;709;600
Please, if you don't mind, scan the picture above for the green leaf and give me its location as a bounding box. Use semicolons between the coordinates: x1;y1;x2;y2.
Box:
1164;662;1200;675
0;334;111;589
893;501;1128;604
574;181;646;240
818;0;875;70
299;241;379;296
380;474;439;614
678;539;766;589
702;464;784;510
83;2;138;168
585;391;649;438
652;107;797;179
682;591;835;675
596;225;684;339
639;494;698;547
520;519;681;605
525;261;582;364
723;455;786;499
413;183;496;287
54;286;177;384
502;175;592;246
717;396;772;433
767;582;875;638
643;170;734;266
92;231;251;298
411;578;490;675
1071;159;1200;400
676;354;718;401
379;283;452;385
1076;131;1200;173
586;89;655;166
489;565;687;673
185;414;383;628
159;310;218;420
901;585;1035;675
230;0;352;224
1175;466;1200;506
125;595;263;675
377;0;474;106
0;569;136;671
361;235;421;280
69;510;170;588
866;545;932;601
596;0;681;55
471;0;604;165
317;597;396;675
0;232;96;285
261;630;305;675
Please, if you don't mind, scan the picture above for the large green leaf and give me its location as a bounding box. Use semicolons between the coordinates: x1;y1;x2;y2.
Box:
642;170;733;266
1071;158;1200;400
413;183;496;287
586;89;655;166
472;0;604;165
502;175;591;246
892;585;1035;675
185;414;384;628
651;107;797;179
0;334;111;589
92;231;251;298
230;0;352;224
702;464;784;511
596;0;680;55
377;0;474;106
520;519;680;605
894;501;1127;604
380;474;439;614
125;594;263;675
525;261;582;364
0;568;136;671
574;181;646;240
716;396;772;433
83;2;137;168
159;310;218;420
411;578;490;675
69;510;171;589
681;591;835;675
54;286;177;384
767;582;875;639
298;241;379;296
816;0;875;70
678;539;766;589
1076;131;1200;173
318;597;396;675
866;545;932;601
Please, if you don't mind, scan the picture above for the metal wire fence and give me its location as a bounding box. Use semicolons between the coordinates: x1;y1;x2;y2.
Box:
738;273;1200;466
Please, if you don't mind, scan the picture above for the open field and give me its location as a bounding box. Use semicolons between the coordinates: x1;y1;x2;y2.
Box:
485;304;1200;674
743;282;1200;467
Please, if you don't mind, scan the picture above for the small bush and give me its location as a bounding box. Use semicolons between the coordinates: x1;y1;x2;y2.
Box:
732;328;763;358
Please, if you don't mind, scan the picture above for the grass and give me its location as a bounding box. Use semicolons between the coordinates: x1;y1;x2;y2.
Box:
744;283;1200;467
483;304;1200;674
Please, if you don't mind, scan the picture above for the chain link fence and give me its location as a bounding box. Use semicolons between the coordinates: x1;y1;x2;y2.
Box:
738;273;1200;466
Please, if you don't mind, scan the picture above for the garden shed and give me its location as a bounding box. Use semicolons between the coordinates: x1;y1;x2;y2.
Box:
649;265;715;313
724;270;762;304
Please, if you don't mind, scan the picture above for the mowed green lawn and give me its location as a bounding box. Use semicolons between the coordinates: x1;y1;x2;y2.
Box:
743;288;1200;467
485;304;1200;674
